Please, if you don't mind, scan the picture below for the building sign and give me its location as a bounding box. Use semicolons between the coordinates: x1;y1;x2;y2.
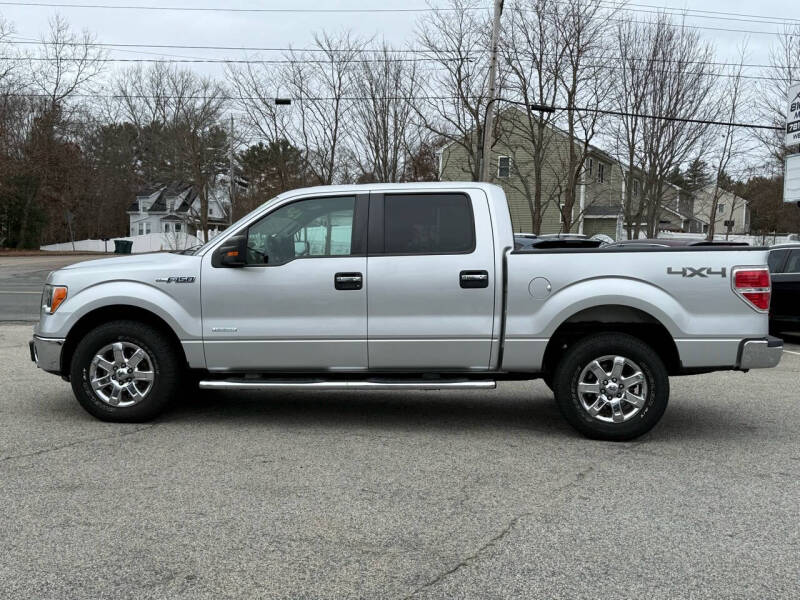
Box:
784;153;800;203
787;83;800;146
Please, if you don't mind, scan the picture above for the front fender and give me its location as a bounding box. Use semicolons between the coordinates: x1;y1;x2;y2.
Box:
34;280;202;341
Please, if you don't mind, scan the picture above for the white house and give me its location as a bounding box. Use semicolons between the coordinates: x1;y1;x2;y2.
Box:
128;182;232;240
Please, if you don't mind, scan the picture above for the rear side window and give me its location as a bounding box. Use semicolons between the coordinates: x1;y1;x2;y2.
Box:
768;249;788;273
383;193;475;255
785;250;800;273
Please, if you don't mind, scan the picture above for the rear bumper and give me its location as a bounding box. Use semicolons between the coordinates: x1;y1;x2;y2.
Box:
738;336;783;370
30;335;65;375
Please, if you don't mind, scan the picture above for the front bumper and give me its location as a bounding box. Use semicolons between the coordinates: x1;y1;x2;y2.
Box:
30;335;65;375
738;336;783;370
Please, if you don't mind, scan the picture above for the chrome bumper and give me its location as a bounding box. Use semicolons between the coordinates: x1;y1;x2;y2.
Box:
30;335;65;374
738;336;783;370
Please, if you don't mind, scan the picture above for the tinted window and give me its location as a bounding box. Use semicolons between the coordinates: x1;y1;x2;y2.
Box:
785;250;800;273
246;196;355;265
384;193;474;254
768;249;788;273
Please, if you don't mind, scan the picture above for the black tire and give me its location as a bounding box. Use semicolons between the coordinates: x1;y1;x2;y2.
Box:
70;320;181;422
552;333;669;441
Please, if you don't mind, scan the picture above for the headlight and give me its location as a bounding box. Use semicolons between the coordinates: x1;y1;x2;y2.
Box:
42;284;68;314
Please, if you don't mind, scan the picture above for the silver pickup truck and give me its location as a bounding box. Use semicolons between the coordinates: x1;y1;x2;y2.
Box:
30;183;783;440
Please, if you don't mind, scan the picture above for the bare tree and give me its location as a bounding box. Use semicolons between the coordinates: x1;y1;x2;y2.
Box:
351;45;419;182
608;16;657;239
611;13;717;238
115;64;228;239
284;31;364;184
551;0;615;232
706;46;753;239
759;24;800;164
500;0;565;233
414;0;493;182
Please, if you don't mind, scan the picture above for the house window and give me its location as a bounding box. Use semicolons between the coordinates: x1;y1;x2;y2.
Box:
497;156;511;178
145;223;152;235
633;179;640;197
167;199;174;212
209;207;214;216
138;223;144;235
718;204;725;213
175;223;182;233
164;223;171;233
597;163;606;184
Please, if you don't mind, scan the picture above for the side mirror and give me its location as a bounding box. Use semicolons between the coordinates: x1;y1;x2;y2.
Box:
212;235;247;268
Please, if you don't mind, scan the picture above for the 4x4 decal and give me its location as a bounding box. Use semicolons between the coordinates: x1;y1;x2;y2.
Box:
667;267;727;278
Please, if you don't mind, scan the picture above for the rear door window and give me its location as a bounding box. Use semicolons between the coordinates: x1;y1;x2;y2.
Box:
784;250;800;274
768;249;788;273
383;193;475;255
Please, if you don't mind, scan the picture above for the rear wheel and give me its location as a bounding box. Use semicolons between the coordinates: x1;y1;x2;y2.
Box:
70;320;181;422
552;333;669;441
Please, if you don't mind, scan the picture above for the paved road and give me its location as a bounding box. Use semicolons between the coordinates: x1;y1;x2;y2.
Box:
0;255;107;321
2;323;799;599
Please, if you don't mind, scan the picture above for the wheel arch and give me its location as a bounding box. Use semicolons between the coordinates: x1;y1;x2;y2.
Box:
542;304;681;376
61;305;188;376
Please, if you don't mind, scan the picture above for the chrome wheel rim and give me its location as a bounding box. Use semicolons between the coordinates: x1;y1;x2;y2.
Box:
89;341;155;407
577;355;648;424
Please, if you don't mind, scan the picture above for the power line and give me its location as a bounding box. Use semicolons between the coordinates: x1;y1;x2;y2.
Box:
587;1;800;26
1;90;785;129
1;55;792;82
503;98;782;131
4;39;798;73
0;1;467;13
3;0;800;34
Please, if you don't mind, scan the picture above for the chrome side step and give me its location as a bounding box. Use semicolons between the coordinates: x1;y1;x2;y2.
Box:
198;379;497;391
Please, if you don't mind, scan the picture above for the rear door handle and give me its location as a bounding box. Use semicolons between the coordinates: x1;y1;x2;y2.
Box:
460;270;489;289
335;272;363;290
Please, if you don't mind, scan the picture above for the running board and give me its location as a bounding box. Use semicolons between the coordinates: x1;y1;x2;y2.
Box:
198;379;497;391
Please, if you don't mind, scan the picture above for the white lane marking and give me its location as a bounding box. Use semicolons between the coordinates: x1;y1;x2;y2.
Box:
0;291;40;294
783;349;800;356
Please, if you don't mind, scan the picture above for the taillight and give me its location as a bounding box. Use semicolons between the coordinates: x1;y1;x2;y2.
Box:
732;267;771;312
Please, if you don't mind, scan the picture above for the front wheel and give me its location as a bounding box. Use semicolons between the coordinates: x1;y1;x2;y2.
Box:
70;320;181;422
552;333;669;441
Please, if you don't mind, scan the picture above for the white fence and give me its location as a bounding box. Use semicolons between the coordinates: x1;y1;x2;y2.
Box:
41;232;204;254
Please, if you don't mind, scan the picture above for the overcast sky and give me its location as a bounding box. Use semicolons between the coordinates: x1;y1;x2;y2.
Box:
0;0;796;82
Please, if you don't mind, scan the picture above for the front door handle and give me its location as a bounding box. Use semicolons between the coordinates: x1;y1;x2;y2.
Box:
460;270;489;289
335;272;363;290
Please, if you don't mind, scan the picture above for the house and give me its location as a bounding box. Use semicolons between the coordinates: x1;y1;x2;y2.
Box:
438;108;698;240
128;182;231;240
693;184;750;235
657;184;705;234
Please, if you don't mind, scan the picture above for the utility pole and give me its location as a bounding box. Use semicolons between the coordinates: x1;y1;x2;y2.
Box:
480;0;504;182
228;114;235;225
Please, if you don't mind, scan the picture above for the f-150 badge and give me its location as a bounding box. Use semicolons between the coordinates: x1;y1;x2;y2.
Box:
155;276;196;283
667;267;726;278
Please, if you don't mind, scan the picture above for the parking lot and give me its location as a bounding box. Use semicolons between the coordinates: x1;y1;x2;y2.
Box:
2;254;800;598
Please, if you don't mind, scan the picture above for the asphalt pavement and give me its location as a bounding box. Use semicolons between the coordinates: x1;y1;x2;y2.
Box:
2;323;799;599
0;254;109;322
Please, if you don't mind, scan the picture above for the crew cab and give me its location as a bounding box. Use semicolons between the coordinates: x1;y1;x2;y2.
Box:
30;183;783;440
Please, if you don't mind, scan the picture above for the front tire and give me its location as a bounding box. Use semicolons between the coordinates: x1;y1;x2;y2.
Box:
552;333;669;441
70;320;181;422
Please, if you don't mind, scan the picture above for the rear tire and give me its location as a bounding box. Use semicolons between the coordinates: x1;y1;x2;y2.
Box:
70;320;181;422
552;333;669;441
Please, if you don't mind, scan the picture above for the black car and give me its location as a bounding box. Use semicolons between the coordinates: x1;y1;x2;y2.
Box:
767;244;800;335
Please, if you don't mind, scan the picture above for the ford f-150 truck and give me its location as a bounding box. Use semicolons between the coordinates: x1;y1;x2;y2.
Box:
30;183;783;440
